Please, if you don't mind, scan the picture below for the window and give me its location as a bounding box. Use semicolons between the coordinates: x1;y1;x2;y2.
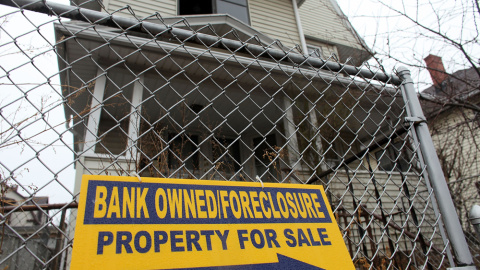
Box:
178;0;250;25
179;0;213;16
168;134;199;171
375;142;410;172
212;137;241;174
253;134;280;182
216;0;249;24
307;45;323;58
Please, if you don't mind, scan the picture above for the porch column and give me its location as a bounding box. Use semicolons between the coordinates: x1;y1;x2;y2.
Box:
308;102;327;171
283;96;301;171
126;74;144;160
83;67;106;155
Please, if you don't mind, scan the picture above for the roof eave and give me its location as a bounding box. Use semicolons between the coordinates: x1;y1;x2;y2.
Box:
148;14;281;48
327;0;373;58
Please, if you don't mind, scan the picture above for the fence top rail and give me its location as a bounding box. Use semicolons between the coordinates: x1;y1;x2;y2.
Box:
1;202;79;213
0;0;402;85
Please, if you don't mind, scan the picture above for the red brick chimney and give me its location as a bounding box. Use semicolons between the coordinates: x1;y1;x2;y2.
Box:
424;54;448;87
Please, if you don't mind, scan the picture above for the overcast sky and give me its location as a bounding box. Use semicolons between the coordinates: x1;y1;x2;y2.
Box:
0;2;75;204
338;0;480;90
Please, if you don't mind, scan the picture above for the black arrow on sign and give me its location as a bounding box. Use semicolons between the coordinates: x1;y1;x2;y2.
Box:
163;254;325;270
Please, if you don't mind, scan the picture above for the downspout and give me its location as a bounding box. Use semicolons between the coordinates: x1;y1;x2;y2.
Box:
292;0;308;55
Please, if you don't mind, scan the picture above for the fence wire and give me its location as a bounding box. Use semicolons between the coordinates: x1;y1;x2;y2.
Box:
0;0;475;269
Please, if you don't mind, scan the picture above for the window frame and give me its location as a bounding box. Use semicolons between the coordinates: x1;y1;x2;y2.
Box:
211;136;242;177
253;134;282;182
177;0;250;25
167;133;200;171
374;142;411;173
307;45;323;58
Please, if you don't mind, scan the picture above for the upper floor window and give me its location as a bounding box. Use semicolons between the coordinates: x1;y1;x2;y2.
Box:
307;45;323;58
179;0;250;25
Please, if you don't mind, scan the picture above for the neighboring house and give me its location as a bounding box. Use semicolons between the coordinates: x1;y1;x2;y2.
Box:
0;184;55;270
421;54;480;230
0;184;49;228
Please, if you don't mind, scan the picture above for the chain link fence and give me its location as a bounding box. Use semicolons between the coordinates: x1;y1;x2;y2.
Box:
0;0;476;269
449;176;480;267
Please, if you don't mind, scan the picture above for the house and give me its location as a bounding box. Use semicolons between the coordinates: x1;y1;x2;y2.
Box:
0;184;55;270
421;54;480;232
53;0;445;268
58;0;376;192
0;184;49;229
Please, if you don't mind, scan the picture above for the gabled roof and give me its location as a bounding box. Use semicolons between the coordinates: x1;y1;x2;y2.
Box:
299;0;372;64
423;67;480;97
421;67;480;117
147;14;283;49
326;0;372;63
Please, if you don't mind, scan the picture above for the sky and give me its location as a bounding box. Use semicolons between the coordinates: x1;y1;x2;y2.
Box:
0;1;75;204
337;0;480;90
0;0;478;204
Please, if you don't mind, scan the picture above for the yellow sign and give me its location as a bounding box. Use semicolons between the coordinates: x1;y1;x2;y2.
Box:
71;175;354;269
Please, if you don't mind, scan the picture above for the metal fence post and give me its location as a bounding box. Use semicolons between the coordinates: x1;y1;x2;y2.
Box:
397;67;475;268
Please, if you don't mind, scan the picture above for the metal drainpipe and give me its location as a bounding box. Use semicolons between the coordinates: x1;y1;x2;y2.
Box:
292;0;308;55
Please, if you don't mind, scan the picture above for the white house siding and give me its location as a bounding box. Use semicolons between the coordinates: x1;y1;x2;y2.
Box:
3;191;36;228
249;0;302;49
299;0;362;50
103;0;177;18
328;171;442;256
429;107;480;230
430;108;480;182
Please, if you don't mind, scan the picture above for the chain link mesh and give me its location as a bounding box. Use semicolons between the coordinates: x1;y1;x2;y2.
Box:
0;0;473;269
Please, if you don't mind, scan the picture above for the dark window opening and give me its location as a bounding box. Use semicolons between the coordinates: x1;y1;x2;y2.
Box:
253;134;279;182
95;114;129;155
212;137;241;174
179;0;214;15
168;134;199;171
178;0;250;25
94;77;133;156
307;45;323;58
375;142;410;172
